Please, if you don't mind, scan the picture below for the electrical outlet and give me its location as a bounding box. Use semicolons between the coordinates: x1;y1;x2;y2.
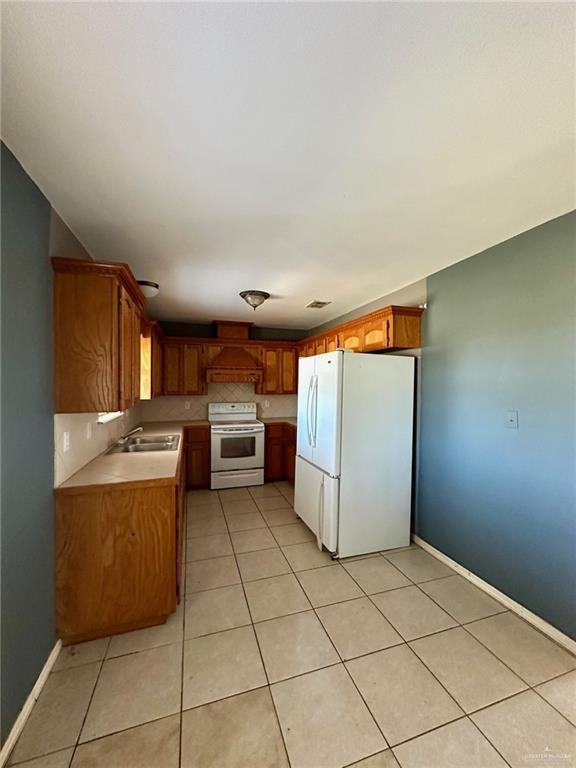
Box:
184;401;191;410
264;400;270;408
506;410;519;429
63;431;70;452
85;422;92;440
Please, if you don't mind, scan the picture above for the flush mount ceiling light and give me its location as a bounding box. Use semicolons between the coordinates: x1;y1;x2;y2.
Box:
137;280;160;298
239;290;270;311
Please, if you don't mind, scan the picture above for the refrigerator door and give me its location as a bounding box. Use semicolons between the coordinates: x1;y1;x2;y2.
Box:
294;456;339;553
338;353;415;557
296;355;316;463
311;351;343;477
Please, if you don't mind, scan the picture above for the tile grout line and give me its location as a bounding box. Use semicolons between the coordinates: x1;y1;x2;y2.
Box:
68;636;111;765
260;515;397;760
404;571;576;728
219;488;293;768
338;547;517;766
186;489;576;765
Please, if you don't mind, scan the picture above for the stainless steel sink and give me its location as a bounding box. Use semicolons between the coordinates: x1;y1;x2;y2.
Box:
107;434;180;454
129;435;179;445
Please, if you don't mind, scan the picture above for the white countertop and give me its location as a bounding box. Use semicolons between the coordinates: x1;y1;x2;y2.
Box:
57;421;208;491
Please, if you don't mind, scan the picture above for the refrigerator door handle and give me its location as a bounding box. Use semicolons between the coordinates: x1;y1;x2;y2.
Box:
311;375;319;448
316;475;324;551
306;376;314;446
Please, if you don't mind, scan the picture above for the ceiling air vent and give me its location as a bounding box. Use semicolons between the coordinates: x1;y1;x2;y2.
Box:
306;300;332;309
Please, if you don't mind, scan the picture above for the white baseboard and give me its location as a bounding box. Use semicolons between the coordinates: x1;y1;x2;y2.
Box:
0;640;62;767
412;535;576;656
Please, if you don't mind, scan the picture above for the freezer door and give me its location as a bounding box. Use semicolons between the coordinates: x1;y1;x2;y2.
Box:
296;355;315;463
311;351;343;477
294;456;339;553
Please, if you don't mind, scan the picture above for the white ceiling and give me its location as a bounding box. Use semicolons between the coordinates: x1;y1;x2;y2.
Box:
2;2;574;328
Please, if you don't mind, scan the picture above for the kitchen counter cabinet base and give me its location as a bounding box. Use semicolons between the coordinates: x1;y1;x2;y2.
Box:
55;482;177;645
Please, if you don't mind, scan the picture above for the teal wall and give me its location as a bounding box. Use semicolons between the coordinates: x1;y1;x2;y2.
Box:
417;212;576;638
1;144;55;740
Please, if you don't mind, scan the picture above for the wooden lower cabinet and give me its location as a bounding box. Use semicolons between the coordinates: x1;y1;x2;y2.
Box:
265;424;285;482
185;425;211;489
55;480;178;644
265;422;296;484
283;424;296;484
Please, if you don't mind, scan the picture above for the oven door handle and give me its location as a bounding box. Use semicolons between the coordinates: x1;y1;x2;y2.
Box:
212;428;264;435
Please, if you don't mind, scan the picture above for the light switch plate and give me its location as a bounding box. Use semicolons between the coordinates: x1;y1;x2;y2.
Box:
63;431;70;452
506;410;519;429
185;401;191;410
86;422;92;440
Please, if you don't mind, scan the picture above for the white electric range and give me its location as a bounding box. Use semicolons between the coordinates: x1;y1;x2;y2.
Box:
208;402;265;489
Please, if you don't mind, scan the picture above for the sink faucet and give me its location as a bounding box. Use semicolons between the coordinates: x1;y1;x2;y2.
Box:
119;426;143;442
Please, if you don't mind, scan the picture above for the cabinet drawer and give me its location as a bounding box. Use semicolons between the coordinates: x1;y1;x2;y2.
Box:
185;426;210;444
266;424;284;440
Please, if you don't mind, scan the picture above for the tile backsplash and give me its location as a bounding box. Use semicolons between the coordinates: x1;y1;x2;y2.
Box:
54;405;142;487
140;383;297;422
54;385;296;486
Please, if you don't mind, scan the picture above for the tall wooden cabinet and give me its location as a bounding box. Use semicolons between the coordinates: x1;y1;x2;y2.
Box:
52;258;146;413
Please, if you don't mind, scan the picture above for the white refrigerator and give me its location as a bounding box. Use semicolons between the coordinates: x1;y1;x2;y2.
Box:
295;350;415;558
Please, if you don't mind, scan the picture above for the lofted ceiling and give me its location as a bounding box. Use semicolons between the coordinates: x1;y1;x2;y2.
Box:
2;2;574;328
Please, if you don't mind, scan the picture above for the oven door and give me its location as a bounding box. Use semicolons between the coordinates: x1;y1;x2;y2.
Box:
211;426;264;472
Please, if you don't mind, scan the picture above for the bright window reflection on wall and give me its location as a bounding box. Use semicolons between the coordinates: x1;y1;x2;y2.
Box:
97;412;124;424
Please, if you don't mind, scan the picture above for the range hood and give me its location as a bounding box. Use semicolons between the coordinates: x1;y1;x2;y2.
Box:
205;346;263;384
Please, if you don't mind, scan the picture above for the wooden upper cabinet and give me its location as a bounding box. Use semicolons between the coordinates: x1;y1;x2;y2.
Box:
280;349;297;394
298;306;424;356
385;306;423;349
163;342;182;395
258;346;298;395
315;338;327;355
362;315;388;352
119;287;141;410
182;343;203;394
338;324;364;352
163;340;205;396
52;258;146;413
261;348;280;394
325;334;338;353
151;324;163;397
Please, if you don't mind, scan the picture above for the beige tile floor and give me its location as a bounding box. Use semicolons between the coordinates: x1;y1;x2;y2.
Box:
8;483;576;768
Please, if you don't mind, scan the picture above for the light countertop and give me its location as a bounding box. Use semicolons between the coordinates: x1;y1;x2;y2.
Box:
261;417;297;427
57;421;208;491
57;418;296;491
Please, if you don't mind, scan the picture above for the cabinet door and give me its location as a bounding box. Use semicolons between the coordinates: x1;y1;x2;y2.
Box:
315;338;326;355
362;316;388;351
281;349;297;394
163;343;182;395
175;455;185;601
183;344;204;395
186;443;210;489
119;287;135;410
132;308;141;405
326;335;338;353
338;324;363;352
265;439;284;482
54;272;119;413
262;348;281;394
283;425;296;484
152;330;163;397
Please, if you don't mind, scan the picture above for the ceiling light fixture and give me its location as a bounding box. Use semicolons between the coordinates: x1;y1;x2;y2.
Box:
239;290;270;311
137;280;160;298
